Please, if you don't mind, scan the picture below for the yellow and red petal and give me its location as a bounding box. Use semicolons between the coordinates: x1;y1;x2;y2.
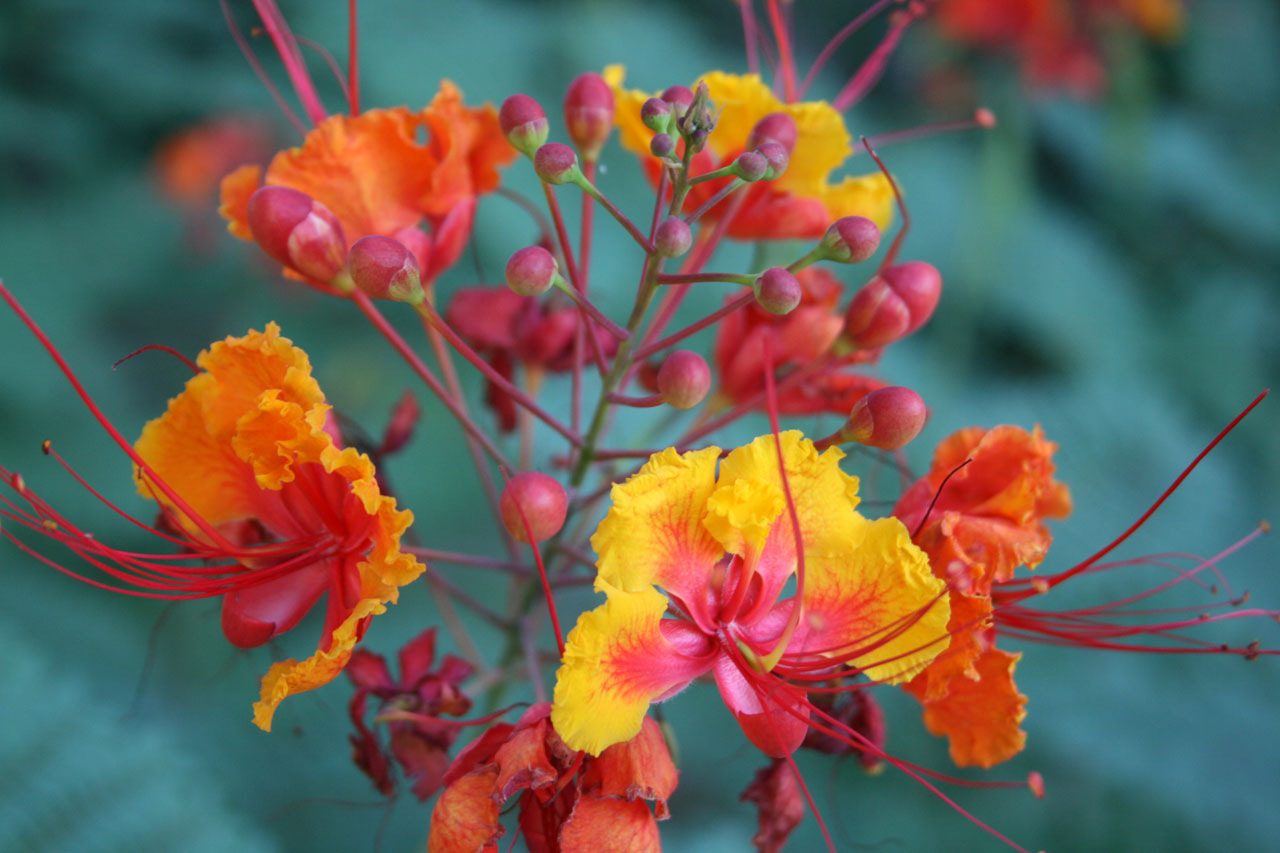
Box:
552;584;715;756
219;163;262;241
713;655;811;757
559;796;661;853
590;447;724;628
797;516;950;685
582;716;678;819
919;646;1027;768
427;765;504;853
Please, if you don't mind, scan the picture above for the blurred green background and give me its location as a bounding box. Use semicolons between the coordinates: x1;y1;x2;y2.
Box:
1;1;1276;850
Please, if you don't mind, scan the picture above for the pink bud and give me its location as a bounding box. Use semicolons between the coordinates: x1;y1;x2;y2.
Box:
820;216;881;264
654;218;693;258
650;133;676;159
661;85;694;116
247;185;347;283
844;261;942;348
500;472;568;544
505;246;558;296
564;72;615;161
975;107;997;129
755;142;789;180
348;236;423;302
533;143;580;185
755;267;802;315
844;386;926;450
657;350;711;409
641;97;671;132
499;94;550;157
734;150;768;182
746;112;798;154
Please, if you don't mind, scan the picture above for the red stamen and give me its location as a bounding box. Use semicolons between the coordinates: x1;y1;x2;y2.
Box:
219;0;306;136
858;109;998;154
861;137;911;269
295;35;351;109
832;4;924;112
347;0;359;115
765;0;797;102
112;344;200;375
912;457;972;538
249;0;328;125
798;0;896;98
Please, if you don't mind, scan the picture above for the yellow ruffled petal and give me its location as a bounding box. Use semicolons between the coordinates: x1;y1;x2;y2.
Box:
604;65;655;159
800;516;949;685
703;477;784;561
817;171;896;232
769;99;851;197
552;583;709;756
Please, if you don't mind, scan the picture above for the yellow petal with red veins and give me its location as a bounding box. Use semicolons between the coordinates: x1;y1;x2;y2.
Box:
591;446;724;618
427;766;504;853
800;516;949;685
919;646;1027;768
552;584;713;756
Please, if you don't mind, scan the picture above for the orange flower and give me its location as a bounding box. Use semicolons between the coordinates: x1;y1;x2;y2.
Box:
893;425;1070;767
153;116;271;210
220;81;515;283
0;320;423;731
427;704;676;853
605;68;893;241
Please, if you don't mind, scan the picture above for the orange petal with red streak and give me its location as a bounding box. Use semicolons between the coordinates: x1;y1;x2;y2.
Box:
919;646;1027;768
427;766;504;853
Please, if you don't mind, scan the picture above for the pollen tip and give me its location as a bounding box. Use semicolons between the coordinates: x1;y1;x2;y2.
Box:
974;107;997;129
40;439;51;455
1028;770;1045;799
12;473;25;492
1259;519;1271;534
42;519;58;531
1031;578;1050;595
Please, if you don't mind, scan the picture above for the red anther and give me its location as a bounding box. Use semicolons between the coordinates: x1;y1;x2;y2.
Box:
756;267;802;315
654;218;693;258
504;246;558;296
746;112;798;154
533;142;580;185
650;133;676;159
843;386;926;450
975;107;997;129
1028;771;1045;800
819;216;881;264
348;235;423;302
247;185;347;283
499;93;550;157
755;141;790;179
499;472;568;544
735;150;768;182
661;84;695;116
844;260;942;348
657;350;711;409
641;97;671;132
563;72;615;161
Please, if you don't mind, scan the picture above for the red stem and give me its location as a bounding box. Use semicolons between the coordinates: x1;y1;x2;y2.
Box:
347;0;359;115
249;0;328;124
765;0;797;102
797;0;895;98
632;292;754;363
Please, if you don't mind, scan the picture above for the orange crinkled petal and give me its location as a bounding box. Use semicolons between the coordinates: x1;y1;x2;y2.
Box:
418;80;517;218
582;716;679;819
904;589;993;702
427;765;504;853
919;646;1027;768
559;796;661;853
219;164;262;241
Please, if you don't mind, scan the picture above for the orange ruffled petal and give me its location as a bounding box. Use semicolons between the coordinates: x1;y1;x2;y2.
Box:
919;646;1027;768
558;796;661;853
427;765;503;853
218;164;262;241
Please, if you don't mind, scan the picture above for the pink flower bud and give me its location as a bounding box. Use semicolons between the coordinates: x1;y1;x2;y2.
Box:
734;150;768;182
499;94;550;157
661;85;695;116
564;72;615;161
843;386;926;450
641;97;671;132
505;246;558;296
533;143;580;185
247;185;347;283
657;350;711;409
746;112;798;154
650;133;676;159
348;235;423;302
755;267;802;315
755;142;789;179
844;261;942;348
654;218;693;257
819;216;881;264
500;472;568;544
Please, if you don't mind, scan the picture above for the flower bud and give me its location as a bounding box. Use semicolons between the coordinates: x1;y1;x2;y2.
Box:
843;386;926;450
500;472;568;544
654;218;693;258
533;143;581;185
641;97;671;132
650;133;676;159
657;350;710;409
755;267;802;315
819;216;881;264
499;94;550;157
348;235;423;302
564;72;615;161
687;128;709;152
505;246;559;296
755;142;789;180
734;150;768;182
844;261;942;348
661;85;694;117
247;185;347;283
746;112;797;154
